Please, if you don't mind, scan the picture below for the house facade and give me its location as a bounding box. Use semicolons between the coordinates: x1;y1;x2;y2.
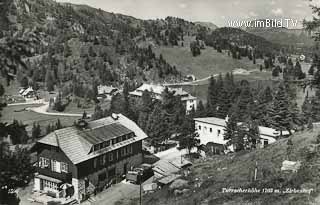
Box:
129;84;197;112
19;87;36;98
33;114;148;202
194;117;280;151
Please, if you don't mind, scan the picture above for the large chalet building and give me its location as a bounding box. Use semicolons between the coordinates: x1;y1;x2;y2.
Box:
32;114;148;202
129;83;197;113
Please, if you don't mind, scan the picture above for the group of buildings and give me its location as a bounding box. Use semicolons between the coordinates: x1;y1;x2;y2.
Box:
31;83;284;203
129;83;198;113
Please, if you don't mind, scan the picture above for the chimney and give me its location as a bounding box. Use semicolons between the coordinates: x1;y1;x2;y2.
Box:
111;113;119;120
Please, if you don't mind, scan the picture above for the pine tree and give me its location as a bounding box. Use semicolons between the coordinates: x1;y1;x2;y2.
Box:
269;83;293;136
224;114;244;151
45;70;54;92
92;105;104;120
233;81;254;122
56;119;62;130
310;90;320;121
207;76;218;116
82;110;87;119
32;122;41;139
195;100;206;117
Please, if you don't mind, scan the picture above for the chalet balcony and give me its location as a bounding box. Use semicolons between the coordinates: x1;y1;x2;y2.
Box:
36;167;72;183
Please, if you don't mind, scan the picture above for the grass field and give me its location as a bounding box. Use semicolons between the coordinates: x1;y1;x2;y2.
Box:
170;70;276;103
153;36;263;79
1;104;80;134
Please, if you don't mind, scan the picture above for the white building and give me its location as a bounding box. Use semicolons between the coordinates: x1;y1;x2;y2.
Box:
97;85;118;100
194;117;282;151
19;87;36;98
129;84;197;113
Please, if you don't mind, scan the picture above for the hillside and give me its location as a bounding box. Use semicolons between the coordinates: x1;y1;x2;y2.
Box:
152;36;262;79
0;0;281;91
246;27;314;52
194;21;218;31
205;27;279;55
142;128;320;205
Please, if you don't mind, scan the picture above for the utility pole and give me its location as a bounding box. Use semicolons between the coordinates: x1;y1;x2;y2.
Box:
254;161;258;181
139;171;142;205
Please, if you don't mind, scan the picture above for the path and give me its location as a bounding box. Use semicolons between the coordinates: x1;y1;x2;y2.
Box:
163;69;259;86
7;99;45;106
18;101;93;117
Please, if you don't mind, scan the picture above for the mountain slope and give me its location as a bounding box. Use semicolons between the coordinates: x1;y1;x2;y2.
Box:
0;0;280;95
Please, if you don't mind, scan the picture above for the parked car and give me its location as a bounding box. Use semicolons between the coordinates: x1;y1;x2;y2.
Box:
126;164;154;184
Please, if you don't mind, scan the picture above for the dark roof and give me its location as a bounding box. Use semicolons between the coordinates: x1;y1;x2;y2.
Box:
79;123;133;144
37;114;148;164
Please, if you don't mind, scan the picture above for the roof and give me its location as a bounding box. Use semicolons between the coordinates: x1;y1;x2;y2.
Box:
132;84;193;98
158;174;181;185
36;174;62;184
37;114;148;164
194;117;226;127
21;87;34;96
97;85;117;95
79;123;133;145
259;126;280;137
136;84;165;95
152;160;180;178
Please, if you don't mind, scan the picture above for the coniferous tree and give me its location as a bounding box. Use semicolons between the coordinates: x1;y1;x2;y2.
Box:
45;70;54;92
207;76;218;116
32;122;41;139
195;100;206;117
233;81;254;122
92;105;104;120
269;83;293;136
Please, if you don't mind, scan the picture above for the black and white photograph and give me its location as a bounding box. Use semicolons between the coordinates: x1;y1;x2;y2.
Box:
0;0;320;204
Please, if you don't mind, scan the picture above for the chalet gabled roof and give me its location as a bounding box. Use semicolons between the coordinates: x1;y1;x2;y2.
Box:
37;114;148;164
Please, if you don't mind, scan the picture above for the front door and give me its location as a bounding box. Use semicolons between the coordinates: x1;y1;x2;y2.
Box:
124;163;128;175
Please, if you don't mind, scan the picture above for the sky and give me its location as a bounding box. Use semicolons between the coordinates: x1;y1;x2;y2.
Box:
55;0;318;28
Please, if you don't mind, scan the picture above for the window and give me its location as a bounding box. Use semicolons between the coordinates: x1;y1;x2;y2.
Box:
210;128;212;133
93;158;97;169
129;145;133;154
44;180;58;190
109;153;113;162
103;154;107;165
61;162;68;173
217;130;221;136
99;155;104;166
94;144;100;151
112;139;116;145
51;160;61;173
264;139;269;146
121;148;125;156
122;135;127;141
51;160;56;172
198;125;201;130
39;157;50;168
116;150;119;160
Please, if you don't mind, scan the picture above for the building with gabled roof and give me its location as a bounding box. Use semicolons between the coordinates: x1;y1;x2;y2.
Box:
33;114;148;202
194;117;288;153
129;83;197;113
